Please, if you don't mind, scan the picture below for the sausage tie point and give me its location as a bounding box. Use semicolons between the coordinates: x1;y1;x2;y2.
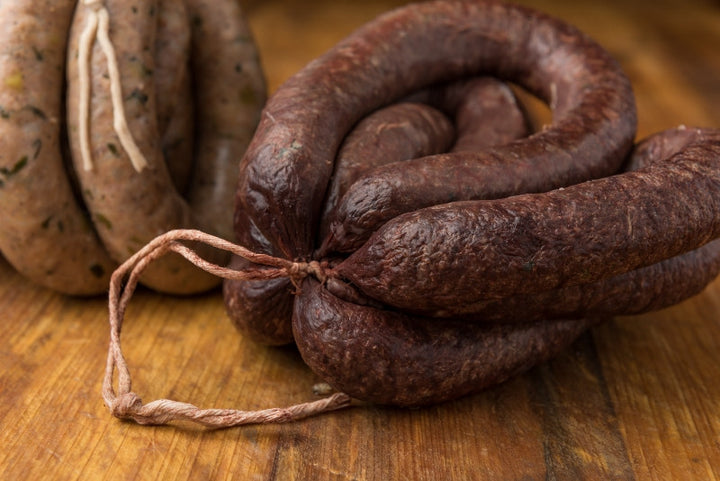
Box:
78;0;149;173
102;229;349;428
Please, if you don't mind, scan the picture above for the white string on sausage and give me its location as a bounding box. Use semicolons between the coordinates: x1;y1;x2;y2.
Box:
78;0;148;172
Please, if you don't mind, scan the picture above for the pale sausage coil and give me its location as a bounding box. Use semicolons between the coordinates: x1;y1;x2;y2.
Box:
0;0;265;295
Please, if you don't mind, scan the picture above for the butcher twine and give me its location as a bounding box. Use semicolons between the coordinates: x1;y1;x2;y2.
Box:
78;0;148;172
103;229;353;428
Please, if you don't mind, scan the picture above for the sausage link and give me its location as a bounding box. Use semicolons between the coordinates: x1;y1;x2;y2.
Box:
66;0;219;294
293;278;596;406
65;0;264;294
317;77;531;255
185;0;267;242
226;77;530;344
291;130;720;405
232;0;635;262
436;239;720;322
324;127;720;321
0;0;116;295
232;77;530;345
317;102;455;248
444;126;720;322
407;76;531;153
310;3;636;255
335;128;720;313
225;101;452;345
226;0;635;342
155;0;194;193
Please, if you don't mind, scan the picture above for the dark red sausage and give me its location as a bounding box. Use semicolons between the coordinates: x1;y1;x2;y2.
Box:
317;102;454;244
227;0;636;341
226;77;533;344
293;278;596;406
232;0;635;261
290;129;720;406
314;4;638;255
316;77;531;256
227;78;534;344
334;128;720;313
225;102;455;345
223;258;295;345
404;76;531;153
445;77;531;153
441;239;720;322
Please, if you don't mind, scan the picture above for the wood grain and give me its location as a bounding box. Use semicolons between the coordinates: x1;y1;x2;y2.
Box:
1;0;720;479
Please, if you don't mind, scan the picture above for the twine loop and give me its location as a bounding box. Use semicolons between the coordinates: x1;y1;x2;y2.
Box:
76;1;348;430
102;229;351;429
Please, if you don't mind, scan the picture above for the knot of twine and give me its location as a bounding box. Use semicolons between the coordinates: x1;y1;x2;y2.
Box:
102;229;351;429
287;260;328;285
79;0;148;172
109;392;142;418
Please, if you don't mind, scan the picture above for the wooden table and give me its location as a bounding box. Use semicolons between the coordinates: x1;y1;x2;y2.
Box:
2;0;720;479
